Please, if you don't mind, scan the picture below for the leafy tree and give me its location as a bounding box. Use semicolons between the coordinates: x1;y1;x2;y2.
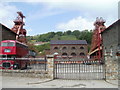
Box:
65;30;72;35
78;30;93;44
56;31;63;36
27;30;93;45
35;43;50;52
72;30;80;39
27;43;38;54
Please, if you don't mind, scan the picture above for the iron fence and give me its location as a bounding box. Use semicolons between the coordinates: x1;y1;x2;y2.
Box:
54;56;105;80
0;58;48;78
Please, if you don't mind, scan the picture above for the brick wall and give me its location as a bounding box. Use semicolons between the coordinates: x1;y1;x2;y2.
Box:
50;44;88;58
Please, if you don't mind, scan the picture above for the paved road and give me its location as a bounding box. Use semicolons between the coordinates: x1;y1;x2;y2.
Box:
1;75;118;88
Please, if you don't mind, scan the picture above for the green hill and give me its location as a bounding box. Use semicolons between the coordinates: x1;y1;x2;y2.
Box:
51;35;77;40
27;30;93;44
27;30;93;54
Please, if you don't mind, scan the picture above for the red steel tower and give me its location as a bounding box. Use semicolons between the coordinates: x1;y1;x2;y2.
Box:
89;17;106;60
11;12;27;44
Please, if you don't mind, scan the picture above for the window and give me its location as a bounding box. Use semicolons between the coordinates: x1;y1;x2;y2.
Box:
110;46;113;56
1;42;15;46
71;53;76;56
118;45;120;50
1;43;7;46
16;43;28;49
54;47;58;49
62;53;67;56
80;47;84;49
62;47;67;50
71;47;76;50
8;42;15;46
80;53;85;56
104;47;107;55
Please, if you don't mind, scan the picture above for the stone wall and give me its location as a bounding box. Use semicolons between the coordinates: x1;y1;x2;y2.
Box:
105;54;118;80
1;55;55;80
1;70;49;78
46;55;54;79
102;20;119;80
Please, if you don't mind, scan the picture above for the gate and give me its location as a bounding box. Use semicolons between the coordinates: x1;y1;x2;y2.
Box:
54;56;105;80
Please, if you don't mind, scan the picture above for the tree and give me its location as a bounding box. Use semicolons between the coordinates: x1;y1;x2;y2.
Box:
27;43;38;54
56;31;63;36
72;30;80;39
27;30;93;44
78;30;93;44
64;30;72;35
35;43;50;52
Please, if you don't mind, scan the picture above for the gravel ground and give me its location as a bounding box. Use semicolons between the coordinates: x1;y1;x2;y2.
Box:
0;75;118;88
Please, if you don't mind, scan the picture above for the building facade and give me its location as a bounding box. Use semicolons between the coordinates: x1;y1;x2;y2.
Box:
102;19;120;80
0;23;16;41
50;40;88;59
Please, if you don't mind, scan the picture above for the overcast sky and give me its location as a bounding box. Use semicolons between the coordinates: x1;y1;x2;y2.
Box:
0;0;119;35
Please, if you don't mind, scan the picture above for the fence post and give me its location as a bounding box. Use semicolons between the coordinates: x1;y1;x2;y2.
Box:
46;55;54;80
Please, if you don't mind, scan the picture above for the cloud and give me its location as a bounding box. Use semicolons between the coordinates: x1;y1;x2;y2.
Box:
43;0;118;19
25;0;118;27
0;2;18;28
26;28;33;36
27;8;64;21
0;0;119;35
56;16;94;31
2;0;118;24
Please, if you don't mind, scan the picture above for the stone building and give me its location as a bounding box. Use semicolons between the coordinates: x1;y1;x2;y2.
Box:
101;19;120;80
0;23;16;41
50;40;88;59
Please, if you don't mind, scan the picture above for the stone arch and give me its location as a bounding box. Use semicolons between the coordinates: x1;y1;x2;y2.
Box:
80;52;85;56
80;46;84;49
62;47;67;50
62;53;68;56
71;47;76;50
71;53;76;56
54;47;58;49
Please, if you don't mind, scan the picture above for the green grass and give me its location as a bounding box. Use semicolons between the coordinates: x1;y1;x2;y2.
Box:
51;35;77;40
60;35;77;40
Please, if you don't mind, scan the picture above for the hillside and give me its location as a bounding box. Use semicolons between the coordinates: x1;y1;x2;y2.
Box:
27;30;93;55
27;30;93;44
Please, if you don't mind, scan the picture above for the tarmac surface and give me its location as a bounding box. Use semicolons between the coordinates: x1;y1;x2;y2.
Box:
0;75;118;88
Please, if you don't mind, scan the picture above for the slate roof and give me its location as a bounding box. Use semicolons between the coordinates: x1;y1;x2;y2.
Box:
0;23;17;35
101;19;120;33
50;40;87;45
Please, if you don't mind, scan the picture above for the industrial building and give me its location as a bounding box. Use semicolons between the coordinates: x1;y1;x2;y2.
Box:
101;19;120;80
50;40;88;59
102;19;120;57
0;23;16;41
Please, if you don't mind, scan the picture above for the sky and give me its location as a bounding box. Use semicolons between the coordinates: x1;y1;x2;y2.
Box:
0;0;119;36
